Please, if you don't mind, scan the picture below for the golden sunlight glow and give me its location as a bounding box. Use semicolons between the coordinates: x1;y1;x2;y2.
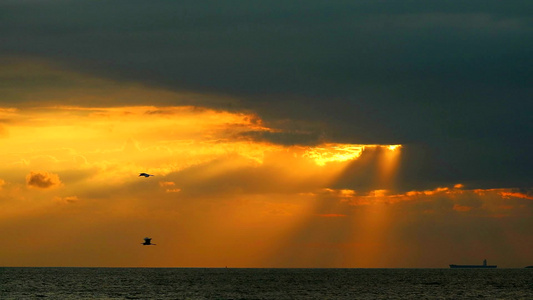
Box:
377;145;402;190
303;143;365;166
2;59;530;269
387;145;402;151
0;101;530;267
304;144;402;166
0;100;410;267
349;193;392;267
1;106;279;180
1;102;350;267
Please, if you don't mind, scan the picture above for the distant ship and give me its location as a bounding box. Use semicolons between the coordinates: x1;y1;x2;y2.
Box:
450;259;497;269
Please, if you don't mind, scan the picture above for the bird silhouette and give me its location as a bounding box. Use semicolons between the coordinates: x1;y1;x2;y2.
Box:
139;173;154;177
141;237;156;246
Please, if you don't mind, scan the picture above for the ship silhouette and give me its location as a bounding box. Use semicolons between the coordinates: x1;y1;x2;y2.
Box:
450;259;496;269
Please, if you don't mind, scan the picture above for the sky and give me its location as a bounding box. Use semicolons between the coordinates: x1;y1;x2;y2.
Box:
0;1;531;268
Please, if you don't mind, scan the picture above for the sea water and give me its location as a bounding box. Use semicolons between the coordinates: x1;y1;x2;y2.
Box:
1;267;531;299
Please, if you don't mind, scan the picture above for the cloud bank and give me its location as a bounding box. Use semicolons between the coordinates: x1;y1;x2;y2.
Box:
0;1;531;190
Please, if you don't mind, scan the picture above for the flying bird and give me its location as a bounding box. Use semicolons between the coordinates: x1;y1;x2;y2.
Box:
141;237;156;246
139;173;154;177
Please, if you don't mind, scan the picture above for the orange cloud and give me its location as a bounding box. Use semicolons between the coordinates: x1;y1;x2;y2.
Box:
317;186;530;215
53;196;79;204
159;181;181;192
316;214;347;218
499;191;533;200
453;204;473;212
405;187;450;197
26;171;61;189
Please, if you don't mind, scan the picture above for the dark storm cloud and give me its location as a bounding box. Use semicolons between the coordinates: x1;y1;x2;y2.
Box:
1;0;531;189
238;130;322;146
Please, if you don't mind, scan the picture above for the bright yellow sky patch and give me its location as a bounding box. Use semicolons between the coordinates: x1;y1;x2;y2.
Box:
303;143;365;166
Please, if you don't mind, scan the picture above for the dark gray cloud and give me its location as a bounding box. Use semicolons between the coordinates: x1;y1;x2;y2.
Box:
1;0;531;189
238;129;323;146
26;171;61;189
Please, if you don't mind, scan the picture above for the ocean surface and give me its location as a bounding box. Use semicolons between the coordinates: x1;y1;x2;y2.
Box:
1;267;531;299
